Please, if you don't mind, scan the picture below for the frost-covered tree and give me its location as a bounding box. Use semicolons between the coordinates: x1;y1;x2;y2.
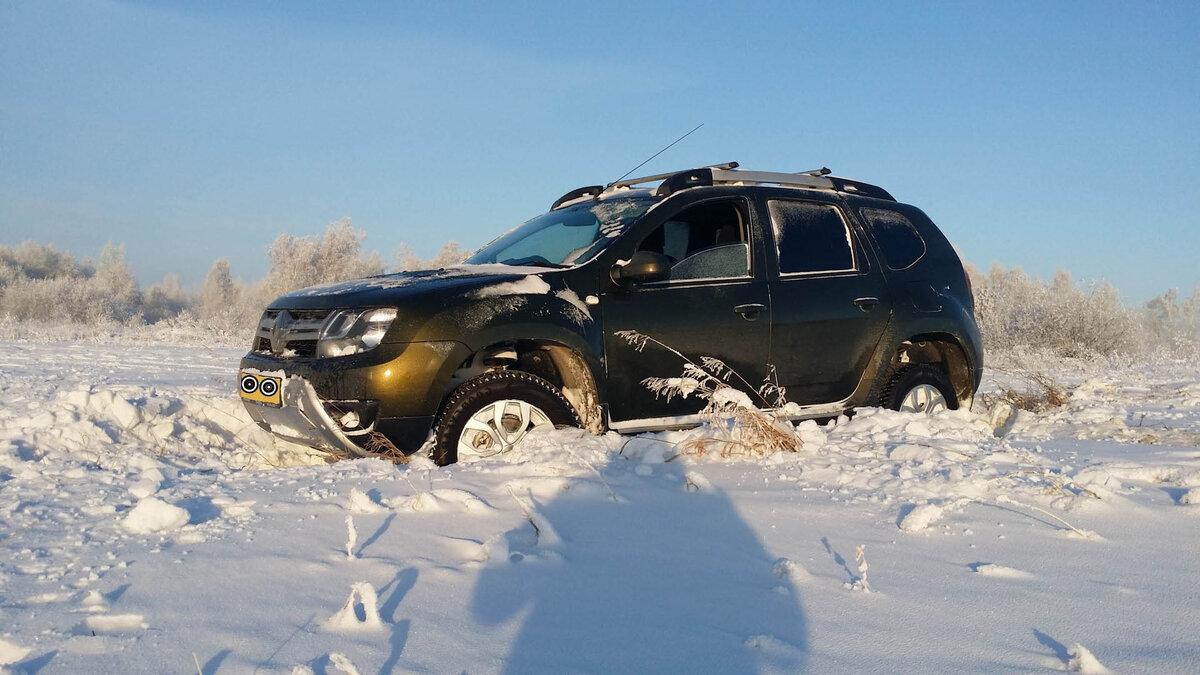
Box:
143;274;192;323
244;218;385;325
969;264;1142;357
0;242;109;323
1144;287;1200;353
0;277;104;323
0;241;84;281
95;242;141;320
394;243;423;272
395;240;471;271
200;258;238;319
427;241;470;268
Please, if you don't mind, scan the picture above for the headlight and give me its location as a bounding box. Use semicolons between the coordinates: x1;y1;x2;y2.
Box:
317;308;398;358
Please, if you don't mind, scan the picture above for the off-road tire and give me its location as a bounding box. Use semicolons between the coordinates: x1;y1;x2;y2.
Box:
433;370;581;466
881;364;958;412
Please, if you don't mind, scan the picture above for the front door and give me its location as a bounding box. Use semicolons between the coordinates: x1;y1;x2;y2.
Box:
601;197;773;426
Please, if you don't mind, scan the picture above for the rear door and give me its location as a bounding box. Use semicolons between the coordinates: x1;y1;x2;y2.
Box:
760;194;893;405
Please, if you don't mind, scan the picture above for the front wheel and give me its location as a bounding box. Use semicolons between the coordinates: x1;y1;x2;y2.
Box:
882;364;959;414
433;370;581;466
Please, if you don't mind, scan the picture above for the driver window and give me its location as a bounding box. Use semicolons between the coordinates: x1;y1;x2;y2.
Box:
636;200;750;280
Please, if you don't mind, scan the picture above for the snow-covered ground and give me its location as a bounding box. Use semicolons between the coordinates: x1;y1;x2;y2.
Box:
2;339;1198;673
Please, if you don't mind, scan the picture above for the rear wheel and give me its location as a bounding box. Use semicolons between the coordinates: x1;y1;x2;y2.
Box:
882;364;958;414
433;370;581;466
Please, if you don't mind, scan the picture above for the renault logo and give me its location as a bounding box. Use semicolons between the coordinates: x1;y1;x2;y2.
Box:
270;310;291;355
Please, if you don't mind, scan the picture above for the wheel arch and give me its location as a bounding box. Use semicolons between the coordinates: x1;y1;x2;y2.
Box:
885;332;976;409
446;334;606;434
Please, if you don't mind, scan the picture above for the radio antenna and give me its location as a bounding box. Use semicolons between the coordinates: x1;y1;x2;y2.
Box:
608;123;704;188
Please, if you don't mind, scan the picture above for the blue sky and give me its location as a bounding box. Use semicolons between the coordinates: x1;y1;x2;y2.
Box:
1;1;1197;303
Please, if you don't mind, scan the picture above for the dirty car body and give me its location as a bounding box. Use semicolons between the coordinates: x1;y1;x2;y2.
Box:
239;164;983;461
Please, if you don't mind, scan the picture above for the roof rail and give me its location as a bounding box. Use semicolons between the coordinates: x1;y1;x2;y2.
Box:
550;162;895;209
550;185;604;210
550;163;740;210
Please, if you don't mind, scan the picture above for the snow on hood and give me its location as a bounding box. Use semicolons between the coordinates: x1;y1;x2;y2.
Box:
468;275;551;299
288;264;554;299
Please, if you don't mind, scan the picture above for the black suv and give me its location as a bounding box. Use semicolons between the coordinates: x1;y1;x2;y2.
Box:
239;163;982;465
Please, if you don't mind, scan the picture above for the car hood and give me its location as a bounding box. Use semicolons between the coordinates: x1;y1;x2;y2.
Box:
268;264;560;310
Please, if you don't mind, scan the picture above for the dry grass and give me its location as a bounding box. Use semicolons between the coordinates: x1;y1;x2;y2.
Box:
616;330;801;459
362;430;410;464
321;400;410;464
983;364;1068;412
676;408;801;459
988;469;1102;500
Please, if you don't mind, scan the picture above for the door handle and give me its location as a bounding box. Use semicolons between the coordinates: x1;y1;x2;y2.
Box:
733;303;766;320
853;297;880;311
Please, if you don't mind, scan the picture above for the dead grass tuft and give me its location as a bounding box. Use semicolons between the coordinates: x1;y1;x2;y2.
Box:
363;430;410;464
983;364;1068;412
616;330;801;459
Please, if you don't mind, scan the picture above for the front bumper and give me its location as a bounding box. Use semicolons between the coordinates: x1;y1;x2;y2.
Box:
239;339;470;456
241;372;376;456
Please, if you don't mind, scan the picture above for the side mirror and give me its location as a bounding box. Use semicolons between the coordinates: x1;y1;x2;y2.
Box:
611;251;671;285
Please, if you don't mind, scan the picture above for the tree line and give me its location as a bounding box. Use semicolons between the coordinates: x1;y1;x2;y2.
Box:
1;219;1197;357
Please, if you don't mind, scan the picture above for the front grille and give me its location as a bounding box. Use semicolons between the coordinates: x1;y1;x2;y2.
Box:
287;309;332;322
253;308;332;358
288;340;317;357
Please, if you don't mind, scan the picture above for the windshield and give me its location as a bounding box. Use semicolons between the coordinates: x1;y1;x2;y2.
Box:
466;196;655;267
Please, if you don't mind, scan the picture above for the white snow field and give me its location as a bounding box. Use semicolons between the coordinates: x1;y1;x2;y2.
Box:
1;339;1198;673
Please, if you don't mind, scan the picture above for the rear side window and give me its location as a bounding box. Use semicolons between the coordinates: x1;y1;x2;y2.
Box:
768;200;855;274
860;208;926;270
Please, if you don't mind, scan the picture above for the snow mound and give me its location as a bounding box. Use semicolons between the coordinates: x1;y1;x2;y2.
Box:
324;582;384;633
684;471;712;492
744;633;803;655
345;487;384;513
899;503;947;533
1067;643;1110;673
971;563;1033;579
773;558;813;583
328;653;363;675
74;614;148;636
121;497;190;534
392;488;492;513
0;638;31;665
